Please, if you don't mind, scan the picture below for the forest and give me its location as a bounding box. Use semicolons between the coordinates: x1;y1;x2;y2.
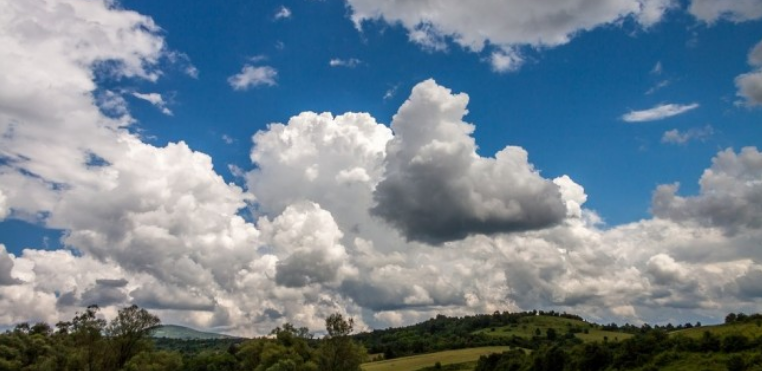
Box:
3;306;762;370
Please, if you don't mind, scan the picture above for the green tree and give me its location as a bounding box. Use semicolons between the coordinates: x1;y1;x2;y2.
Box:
107;304;161;369
69;305;108;371
317;313;365;371
124;350;183;371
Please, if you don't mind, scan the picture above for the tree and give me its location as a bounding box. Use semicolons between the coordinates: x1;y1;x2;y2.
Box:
70;305;108;371
124;350;183;371
317;313;365;371
107;305;161;369
546;328;557;341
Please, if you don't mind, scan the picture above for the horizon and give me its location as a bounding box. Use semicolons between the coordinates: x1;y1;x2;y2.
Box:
1;0;762;337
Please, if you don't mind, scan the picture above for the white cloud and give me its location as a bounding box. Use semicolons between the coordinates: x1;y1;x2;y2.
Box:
622;103;700;122
132;92;173;115
371;79;569;244
651;61;663;75
383;85;398;100
688;0;762;23
4;0;762;334
490;49;524;73
274;6;292;20
0;190;8;221
346;0;675;70
228;65;278;90
0;245;21;286
736;39;762;106
652;147;762;234
329;58;362;68
661;125;713;145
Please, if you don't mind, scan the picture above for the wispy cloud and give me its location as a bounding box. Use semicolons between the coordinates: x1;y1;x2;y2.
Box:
646;80;671;95
622;103;699;122
661;125;714;145
329;58;362;68
383;85;398;100
274;6;291;20
490;49;523;73
228;65;277;90
132;92;172;115
651;61;663;75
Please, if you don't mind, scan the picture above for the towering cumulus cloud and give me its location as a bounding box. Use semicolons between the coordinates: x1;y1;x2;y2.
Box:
372;80;567;244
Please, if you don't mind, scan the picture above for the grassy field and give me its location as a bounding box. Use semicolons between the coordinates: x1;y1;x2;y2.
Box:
670;321;762;339
472;315;632;343
361;346;513;371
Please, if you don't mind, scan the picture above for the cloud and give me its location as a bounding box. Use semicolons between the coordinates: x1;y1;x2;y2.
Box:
688;0;762;23
260;202;354;288
346;0;675;70
652;147;762;234
651;61;663;75
131;282;216;311
80;279;129;307
274;6;292;20
132;92;173;115
646;80;671;95
661;125;714;145
4;0;762;335
622;103;700;122
736;39;762;106
490;50;524;73
0;190;8;221
0;245;21;286
228;65;278;90
329;58;362;68
371;80;568;244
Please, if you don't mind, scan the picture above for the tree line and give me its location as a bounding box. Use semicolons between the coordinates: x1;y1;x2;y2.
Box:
474;326;762;371
0;305;366;371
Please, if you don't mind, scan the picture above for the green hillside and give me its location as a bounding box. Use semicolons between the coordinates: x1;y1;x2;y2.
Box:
362;346;513;371
670;320;762;340
473;314;632;343
149;324;238;340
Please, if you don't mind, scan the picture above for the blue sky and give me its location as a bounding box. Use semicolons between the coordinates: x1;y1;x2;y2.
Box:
120;0;761;225
1;0;762;334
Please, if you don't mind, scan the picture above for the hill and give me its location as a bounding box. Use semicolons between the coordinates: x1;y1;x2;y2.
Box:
353;310;635;360
149;324;238;340
362;346;514;371
670;320;762;340
473;314;633;343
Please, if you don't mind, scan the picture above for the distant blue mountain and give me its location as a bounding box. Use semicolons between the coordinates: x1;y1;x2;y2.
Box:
149;324;239;340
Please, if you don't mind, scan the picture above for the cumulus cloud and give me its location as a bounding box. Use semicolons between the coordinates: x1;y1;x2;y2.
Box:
80;279;129;307
132;92;173;115
661;125;714;145
260;202;354;288
0;245;21;286
4;0;762;335
652;147;762;234
736;39;762;106
346;0;674;70
371;80;568;244
688;0;762;23
131;282;216;311
228;65;278;90
622;103;700;122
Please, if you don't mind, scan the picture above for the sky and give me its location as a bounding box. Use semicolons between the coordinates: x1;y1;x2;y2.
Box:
0;0;762;336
